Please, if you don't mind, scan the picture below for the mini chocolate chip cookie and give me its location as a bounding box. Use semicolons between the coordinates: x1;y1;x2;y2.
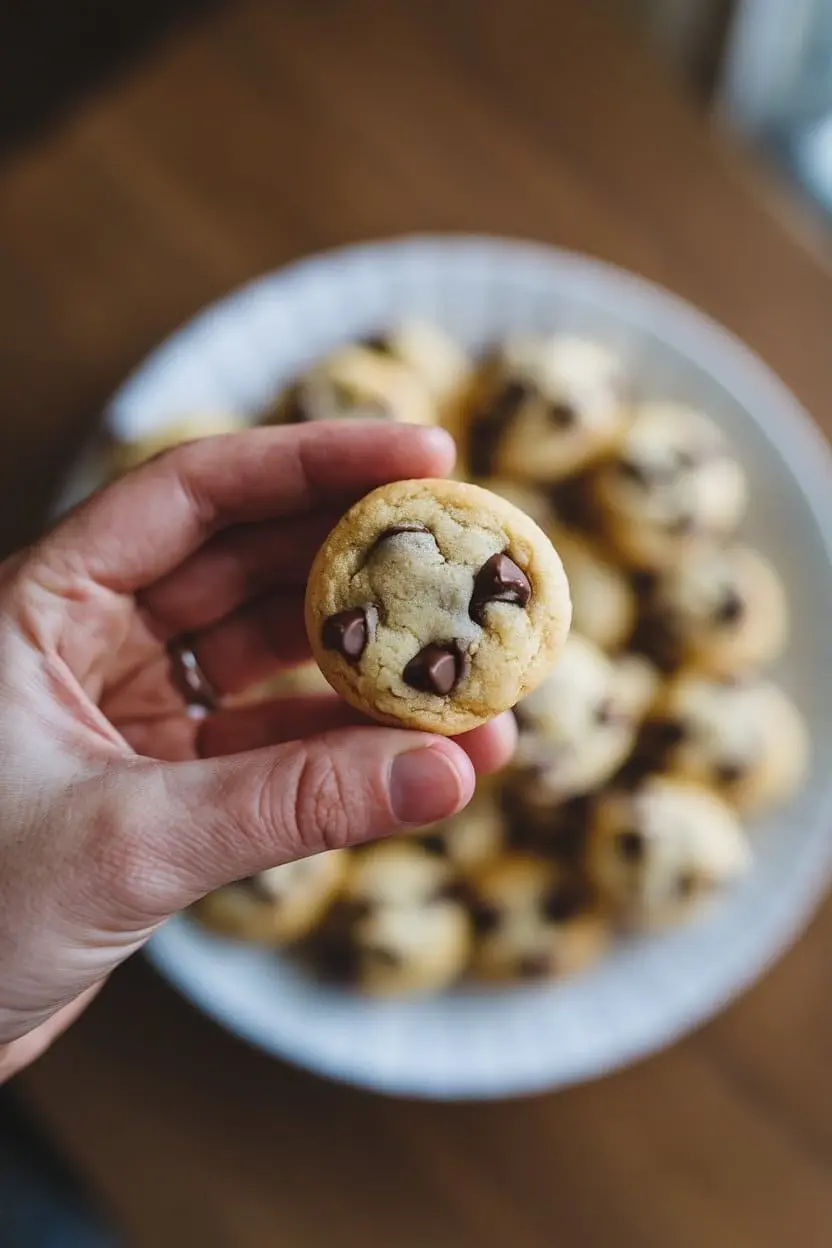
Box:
468;855;609;982
591;402;748;569
509;634;658;806
638;672;808;815
587;775;750;930
414;783;506;876
265;343;437;426
191;850;348;945
459;335;627;483
327;898;472;996
361;319;471;408
640;543;788;677
305;478;572;733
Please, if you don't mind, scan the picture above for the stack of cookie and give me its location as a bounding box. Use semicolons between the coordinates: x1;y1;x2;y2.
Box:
112;320;808;996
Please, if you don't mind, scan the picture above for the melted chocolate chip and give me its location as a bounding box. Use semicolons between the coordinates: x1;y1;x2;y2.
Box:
541;883;585;924
364;945;402;969
322;607;372;663
675;448;699;470
518;952;555;979
675;871;697;899
433;881;467;904
713;589;744;626
361;334;392;353
468;379;532;477
616;829;646;862
548;401;577;428
594;697;620;727
715;760;746;786
617;458;649;486
471;901;501;935
370;522;431;554
420;834;449;857
403;642;466;695
469;552;531;624
665;512;696;535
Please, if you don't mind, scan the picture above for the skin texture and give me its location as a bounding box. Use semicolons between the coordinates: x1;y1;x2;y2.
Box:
0;421;516;1083
305;478;572;733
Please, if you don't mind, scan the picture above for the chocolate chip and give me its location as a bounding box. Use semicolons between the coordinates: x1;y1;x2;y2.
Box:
548;401;576;428
713;589;744;626
616;829;646;862
468;379;532;477
370;522;430;554
675;871;697;899
471;901;501;934
469;552;531;624
240;875;280;903
403;642;466;695
419;834;449;857
594;697;620;727
676;448;699;470
364;945;401;969
518;952;555;979
433;881;467;904
665;512;696;535
361;334;391;353
317;941;360;985
322;607;372;663
617;458;649;486
715;760;746;786
541;883;585;923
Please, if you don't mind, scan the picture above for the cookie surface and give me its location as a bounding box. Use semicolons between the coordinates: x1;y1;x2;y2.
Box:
638;673;808;815
592;401;748;569
468;854;609;982
191;850;348;945
305;478;572;733
588;775;750;930
462;335;627;483
641;543;788;676
510;634;658;806
266;343;437;427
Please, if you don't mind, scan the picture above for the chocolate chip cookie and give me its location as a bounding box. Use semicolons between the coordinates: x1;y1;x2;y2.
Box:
460;335;627;483
637;672;808;815
587;775;750;931
591;401;748;569
468;854;609;982
266;343;437;426
305;478;572;733
191;849;348;945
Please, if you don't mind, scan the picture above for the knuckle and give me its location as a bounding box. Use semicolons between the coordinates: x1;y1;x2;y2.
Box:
79;771;174;925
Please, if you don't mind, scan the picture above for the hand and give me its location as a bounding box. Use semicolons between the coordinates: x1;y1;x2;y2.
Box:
0;422;516;1080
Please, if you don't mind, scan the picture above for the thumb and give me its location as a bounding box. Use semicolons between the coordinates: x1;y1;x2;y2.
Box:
95;728;475;918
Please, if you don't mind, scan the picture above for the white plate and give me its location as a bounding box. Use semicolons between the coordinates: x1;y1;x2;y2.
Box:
74;236;832;1100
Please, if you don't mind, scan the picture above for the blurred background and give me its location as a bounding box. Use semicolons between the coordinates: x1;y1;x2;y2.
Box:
1;2;831;1246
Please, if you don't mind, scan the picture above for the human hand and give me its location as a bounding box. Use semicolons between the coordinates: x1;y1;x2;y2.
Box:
0;422;516;1080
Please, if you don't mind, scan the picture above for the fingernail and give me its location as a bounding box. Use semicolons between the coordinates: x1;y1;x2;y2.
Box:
389;747;471;826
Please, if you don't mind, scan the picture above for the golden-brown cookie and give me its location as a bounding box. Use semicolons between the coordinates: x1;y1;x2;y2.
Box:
305;478;572;733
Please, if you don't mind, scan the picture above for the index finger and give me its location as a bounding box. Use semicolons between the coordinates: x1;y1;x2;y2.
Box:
35;422;456;594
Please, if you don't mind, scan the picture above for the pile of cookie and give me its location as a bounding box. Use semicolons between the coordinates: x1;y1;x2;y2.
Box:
116;320;808;996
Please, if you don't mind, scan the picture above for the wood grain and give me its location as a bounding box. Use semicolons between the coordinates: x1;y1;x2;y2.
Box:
3;1;832;1244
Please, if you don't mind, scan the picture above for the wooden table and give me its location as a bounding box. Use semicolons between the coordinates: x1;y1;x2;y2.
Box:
3;1;832;1244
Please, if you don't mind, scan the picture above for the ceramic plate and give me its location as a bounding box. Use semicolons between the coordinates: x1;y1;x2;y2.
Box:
62;237;832;1099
